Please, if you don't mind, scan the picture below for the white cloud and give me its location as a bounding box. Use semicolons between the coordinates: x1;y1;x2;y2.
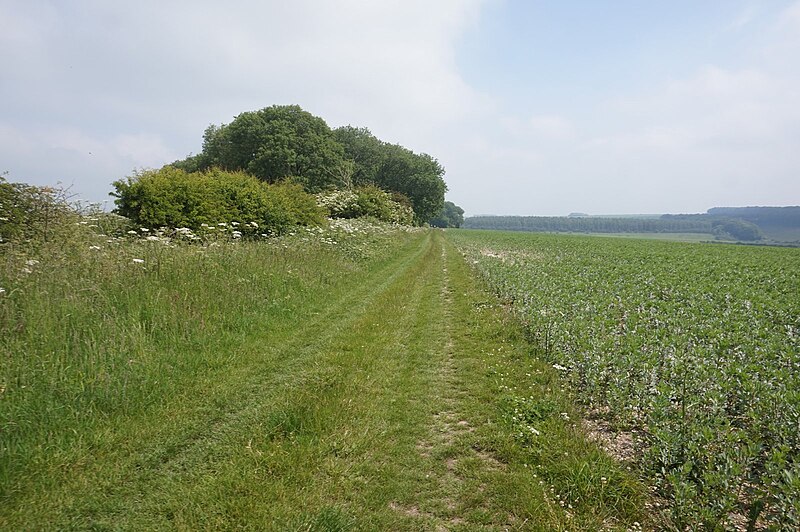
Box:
568;60;799;213
0;122;176;199
1;0;491;201
528;114;575;140
2;1;798;215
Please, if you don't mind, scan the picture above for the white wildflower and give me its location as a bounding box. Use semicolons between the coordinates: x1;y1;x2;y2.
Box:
231;230;242;238
145;235;160;241
139;227;149;232
132;258;145;264
127;230;138;235
552;364;568;371
89;245;101;250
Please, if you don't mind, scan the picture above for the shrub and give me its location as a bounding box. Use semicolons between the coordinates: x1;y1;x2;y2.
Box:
262;181;328;233
316;185;414;225
0;175;76;246
111;168;325;234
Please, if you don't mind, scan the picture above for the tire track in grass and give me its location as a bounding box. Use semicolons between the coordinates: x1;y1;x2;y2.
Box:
6;232;434;529
134;228;449;529
396;233;516;530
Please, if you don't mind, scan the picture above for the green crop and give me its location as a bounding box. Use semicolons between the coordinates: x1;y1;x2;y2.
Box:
449;229;800;530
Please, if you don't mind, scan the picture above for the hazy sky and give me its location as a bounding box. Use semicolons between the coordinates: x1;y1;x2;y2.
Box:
2;0;799;215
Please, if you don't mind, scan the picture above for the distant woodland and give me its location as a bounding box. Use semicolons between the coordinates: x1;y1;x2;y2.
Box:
464;206;800;244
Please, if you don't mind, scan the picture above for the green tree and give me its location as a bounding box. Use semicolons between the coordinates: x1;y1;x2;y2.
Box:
178;105;349;192
332;126;384;187
429;201;465;228
170;106;448;223
334;126;447;223
370;144;446;224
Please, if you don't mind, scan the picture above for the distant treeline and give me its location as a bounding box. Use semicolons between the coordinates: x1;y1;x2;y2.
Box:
464;206;800;243
663;206;800;242
463;216;713;234
665;206;800;230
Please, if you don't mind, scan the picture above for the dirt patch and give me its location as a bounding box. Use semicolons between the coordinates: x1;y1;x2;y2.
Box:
388;502;432;519
474;450;505;471
581;417;640;463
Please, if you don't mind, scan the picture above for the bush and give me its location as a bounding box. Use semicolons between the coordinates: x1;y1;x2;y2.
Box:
316;185;414;225
111;168;325;234
0;175;76;246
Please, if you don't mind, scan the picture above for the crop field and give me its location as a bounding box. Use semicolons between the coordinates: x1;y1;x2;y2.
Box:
579;232;716;243
448;229;800;530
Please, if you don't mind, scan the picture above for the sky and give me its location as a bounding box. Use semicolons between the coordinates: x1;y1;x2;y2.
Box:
1;0;799;216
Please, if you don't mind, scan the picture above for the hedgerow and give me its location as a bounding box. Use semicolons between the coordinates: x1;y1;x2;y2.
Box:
111;167;325;234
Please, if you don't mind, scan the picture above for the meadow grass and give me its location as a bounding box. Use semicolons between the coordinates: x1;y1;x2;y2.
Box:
1;224;648;529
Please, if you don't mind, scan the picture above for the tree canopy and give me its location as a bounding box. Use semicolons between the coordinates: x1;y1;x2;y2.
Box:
429;201;465;228
174;105;350;192
171;106;447;224
332;126;446;223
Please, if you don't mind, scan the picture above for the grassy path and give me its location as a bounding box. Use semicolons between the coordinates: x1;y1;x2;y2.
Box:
2;230;646;530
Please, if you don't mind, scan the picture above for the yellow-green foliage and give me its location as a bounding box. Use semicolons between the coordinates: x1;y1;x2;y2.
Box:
112;167;325;234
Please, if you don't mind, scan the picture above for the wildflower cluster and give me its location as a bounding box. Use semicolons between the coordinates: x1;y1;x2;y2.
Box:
316;185;414;225
270;217;420;262
315;189;358;215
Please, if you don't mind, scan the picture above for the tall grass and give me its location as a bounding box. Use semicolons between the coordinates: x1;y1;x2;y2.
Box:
0;216;415;505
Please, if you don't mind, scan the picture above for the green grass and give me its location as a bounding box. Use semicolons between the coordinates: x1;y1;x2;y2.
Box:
1;224;648;529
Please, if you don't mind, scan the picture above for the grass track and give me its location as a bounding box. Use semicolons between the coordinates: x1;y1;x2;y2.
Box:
2;230;646;530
